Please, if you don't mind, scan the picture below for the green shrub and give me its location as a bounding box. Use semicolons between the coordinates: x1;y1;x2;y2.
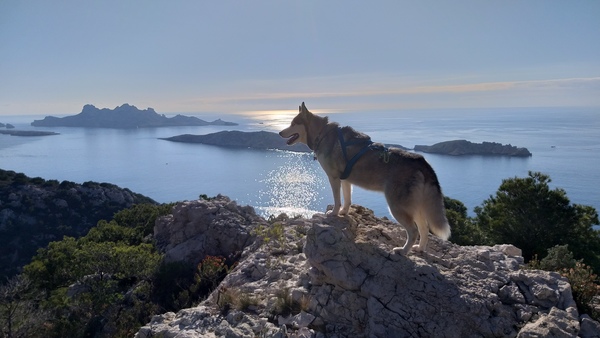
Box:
539;245;577;271
269;288;308;319
562;262;600;320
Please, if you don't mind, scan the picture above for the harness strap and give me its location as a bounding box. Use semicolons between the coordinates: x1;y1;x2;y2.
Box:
337;127;371;161
338;127;388;180
341;143;373;179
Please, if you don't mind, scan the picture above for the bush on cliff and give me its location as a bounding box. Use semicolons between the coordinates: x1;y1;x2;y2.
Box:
474;171;600;272
0;204;167;337
528;245;600;321
0;169;156;280
2;201;237;338
445;196;485;246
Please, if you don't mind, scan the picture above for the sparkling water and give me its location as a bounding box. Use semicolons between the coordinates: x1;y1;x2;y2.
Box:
1;107;598;219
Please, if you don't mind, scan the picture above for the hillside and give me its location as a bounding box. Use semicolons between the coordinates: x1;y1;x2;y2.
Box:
0;169;156;279
415;139;532;157
3;173;600;336
31;103;238;128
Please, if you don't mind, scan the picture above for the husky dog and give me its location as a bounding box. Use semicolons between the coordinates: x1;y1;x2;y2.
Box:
279;103;451;255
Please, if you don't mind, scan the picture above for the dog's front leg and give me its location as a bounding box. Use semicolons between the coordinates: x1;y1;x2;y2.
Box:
338;180;352;215
326;176;342;216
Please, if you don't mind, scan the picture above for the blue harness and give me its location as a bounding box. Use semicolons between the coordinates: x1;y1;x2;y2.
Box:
337;127;388;180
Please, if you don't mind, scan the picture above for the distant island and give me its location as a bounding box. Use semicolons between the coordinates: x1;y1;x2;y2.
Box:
31;104;238;129
0;122;58;137
161;130;311;152
414;140;532;157
0;130;59;137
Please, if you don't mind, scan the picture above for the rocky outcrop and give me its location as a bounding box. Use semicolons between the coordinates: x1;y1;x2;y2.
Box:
154;195;264;266
0;169;156;279
137;200;599;338
31;103;238;128
161;130;311;152
415;139;532;157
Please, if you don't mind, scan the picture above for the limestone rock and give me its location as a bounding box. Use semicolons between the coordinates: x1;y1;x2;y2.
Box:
580;314;600;338
138;202;599;338
154;195;264;266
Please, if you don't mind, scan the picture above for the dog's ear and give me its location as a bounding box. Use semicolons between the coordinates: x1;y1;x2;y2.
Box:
300;102;309;114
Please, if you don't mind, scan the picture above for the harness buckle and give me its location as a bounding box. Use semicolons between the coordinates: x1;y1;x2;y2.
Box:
380;148;390;163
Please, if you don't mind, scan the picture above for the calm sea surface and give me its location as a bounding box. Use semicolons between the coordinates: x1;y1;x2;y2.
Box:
1;107;598;220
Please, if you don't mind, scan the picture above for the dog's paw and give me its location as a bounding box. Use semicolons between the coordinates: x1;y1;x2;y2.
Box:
326;206;340;216
411;245;424;252
338;208;349;215
392;246;409;255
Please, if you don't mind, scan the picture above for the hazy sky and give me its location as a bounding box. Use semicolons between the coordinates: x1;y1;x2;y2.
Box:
1;1;599;116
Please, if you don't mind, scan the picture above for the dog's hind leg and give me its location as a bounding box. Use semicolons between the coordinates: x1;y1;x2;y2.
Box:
339;180;352;215
412;211;430;252
389;207;418;255
326;176;342;216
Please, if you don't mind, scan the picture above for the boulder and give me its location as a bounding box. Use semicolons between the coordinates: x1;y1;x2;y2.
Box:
154;195;264;266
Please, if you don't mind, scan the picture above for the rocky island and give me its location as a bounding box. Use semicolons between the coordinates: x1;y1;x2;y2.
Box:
161;130;311;152
0;122;58;137
31;104;238;129
415;139;532;157
0;130;59;137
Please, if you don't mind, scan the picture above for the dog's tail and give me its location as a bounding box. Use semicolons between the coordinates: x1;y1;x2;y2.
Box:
423;182;451;240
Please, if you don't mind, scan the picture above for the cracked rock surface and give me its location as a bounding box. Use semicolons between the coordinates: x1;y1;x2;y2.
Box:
137;199;599;338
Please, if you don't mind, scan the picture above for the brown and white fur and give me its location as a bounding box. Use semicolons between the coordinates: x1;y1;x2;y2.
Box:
279;102;451;255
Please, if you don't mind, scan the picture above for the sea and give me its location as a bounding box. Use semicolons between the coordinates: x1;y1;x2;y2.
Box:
1;107;599;221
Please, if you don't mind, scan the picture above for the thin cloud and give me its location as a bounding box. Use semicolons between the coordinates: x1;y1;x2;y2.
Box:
187;76;600;106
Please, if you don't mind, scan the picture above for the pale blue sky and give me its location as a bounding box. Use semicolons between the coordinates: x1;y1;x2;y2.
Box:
1;1;599;116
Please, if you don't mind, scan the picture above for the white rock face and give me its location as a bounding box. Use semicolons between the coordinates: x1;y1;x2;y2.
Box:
138;200;599;338
153;195;263;266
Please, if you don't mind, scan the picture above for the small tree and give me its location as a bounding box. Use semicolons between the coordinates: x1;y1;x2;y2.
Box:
475;171;600;270
0;274;47;338
445;197;485;246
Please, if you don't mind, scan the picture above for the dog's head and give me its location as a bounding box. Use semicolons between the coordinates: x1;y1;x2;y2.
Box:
279;102;312;146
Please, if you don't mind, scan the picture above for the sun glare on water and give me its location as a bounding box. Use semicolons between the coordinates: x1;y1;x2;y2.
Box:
239;110;299;132
256;152;325;218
